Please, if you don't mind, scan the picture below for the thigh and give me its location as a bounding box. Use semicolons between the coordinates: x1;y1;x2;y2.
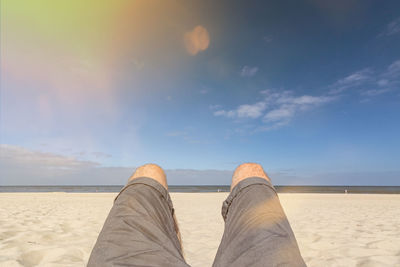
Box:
88;178;189;267
213;177;306;267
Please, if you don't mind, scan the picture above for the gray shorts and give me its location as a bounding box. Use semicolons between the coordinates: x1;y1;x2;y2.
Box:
88;177;306;267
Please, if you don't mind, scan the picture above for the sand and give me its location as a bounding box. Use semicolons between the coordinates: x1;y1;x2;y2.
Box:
0;192;399;267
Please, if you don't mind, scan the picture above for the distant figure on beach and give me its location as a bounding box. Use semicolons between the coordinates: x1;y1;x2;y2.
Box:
88;163;306;267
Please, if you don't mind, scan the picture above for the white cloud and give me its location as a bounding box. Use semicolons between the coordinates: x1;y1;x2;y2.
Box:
240;66;259;77
91;152;112;158
385;60;400;78
214;60;399;132
338;69;372;84
329;68;372;94
377;79;389;87
166;131;188;137
237;102;267;118
277;95;335;105
263;94;336;125
213;102;267;119
0;144;99;169
209;104;222;110
213;110;236;118
3;144;400;186
0;144;234;185
379;17;400;36
213;91;336;130
263;105;295;122
255;120;291;132
328;60;400;97
361;88;392;97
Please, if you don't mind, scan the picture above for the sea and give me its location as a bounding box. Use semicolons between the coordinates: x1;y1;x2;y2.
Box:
1;185;400;194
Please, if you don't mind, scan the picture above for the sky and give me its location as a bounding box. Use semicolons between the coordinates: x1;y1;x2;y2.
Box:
1;0;400;185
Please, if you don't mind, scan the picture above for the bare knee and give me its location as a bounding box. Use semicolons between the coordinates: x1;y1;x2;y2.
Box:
231;163;270;190
129;163;168;189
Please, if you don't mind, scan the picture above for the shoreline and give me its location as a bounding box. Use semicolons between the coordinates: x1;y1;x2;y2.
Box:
1;185;400;194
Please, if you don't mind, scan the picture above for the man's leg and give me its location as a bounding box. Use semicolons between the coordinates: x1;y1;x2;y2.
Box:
213;163;306;267
88;164;189;267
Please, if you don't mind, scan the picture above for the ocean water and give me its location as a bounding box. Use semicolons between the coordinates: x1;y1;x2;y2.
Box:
0;185;400;193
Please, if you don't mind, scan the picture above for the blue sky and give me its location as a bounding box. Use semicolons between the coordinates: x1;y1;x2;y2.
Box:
1;1;400;185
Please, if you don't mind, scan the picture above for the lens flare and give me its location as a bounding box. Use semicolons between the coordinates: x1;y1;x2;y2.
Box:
184;26;210;55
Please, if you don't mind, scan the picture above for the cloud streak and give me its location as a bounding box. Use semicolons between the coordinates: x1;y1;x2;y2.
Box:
215;102;267;119
262;92;336;127
361;88;392;97
1;144;99;169
214;90;336;130
379;17;400;37
329;59;400;97
328;68;373;94
0;144;233;185
240;66;259;77
213;59;400;131
3;144;399;186
385;60;400;78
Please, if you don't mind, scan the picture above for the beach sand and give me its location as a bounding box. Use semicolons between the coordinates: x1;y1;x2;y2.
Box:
0;192;399;266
